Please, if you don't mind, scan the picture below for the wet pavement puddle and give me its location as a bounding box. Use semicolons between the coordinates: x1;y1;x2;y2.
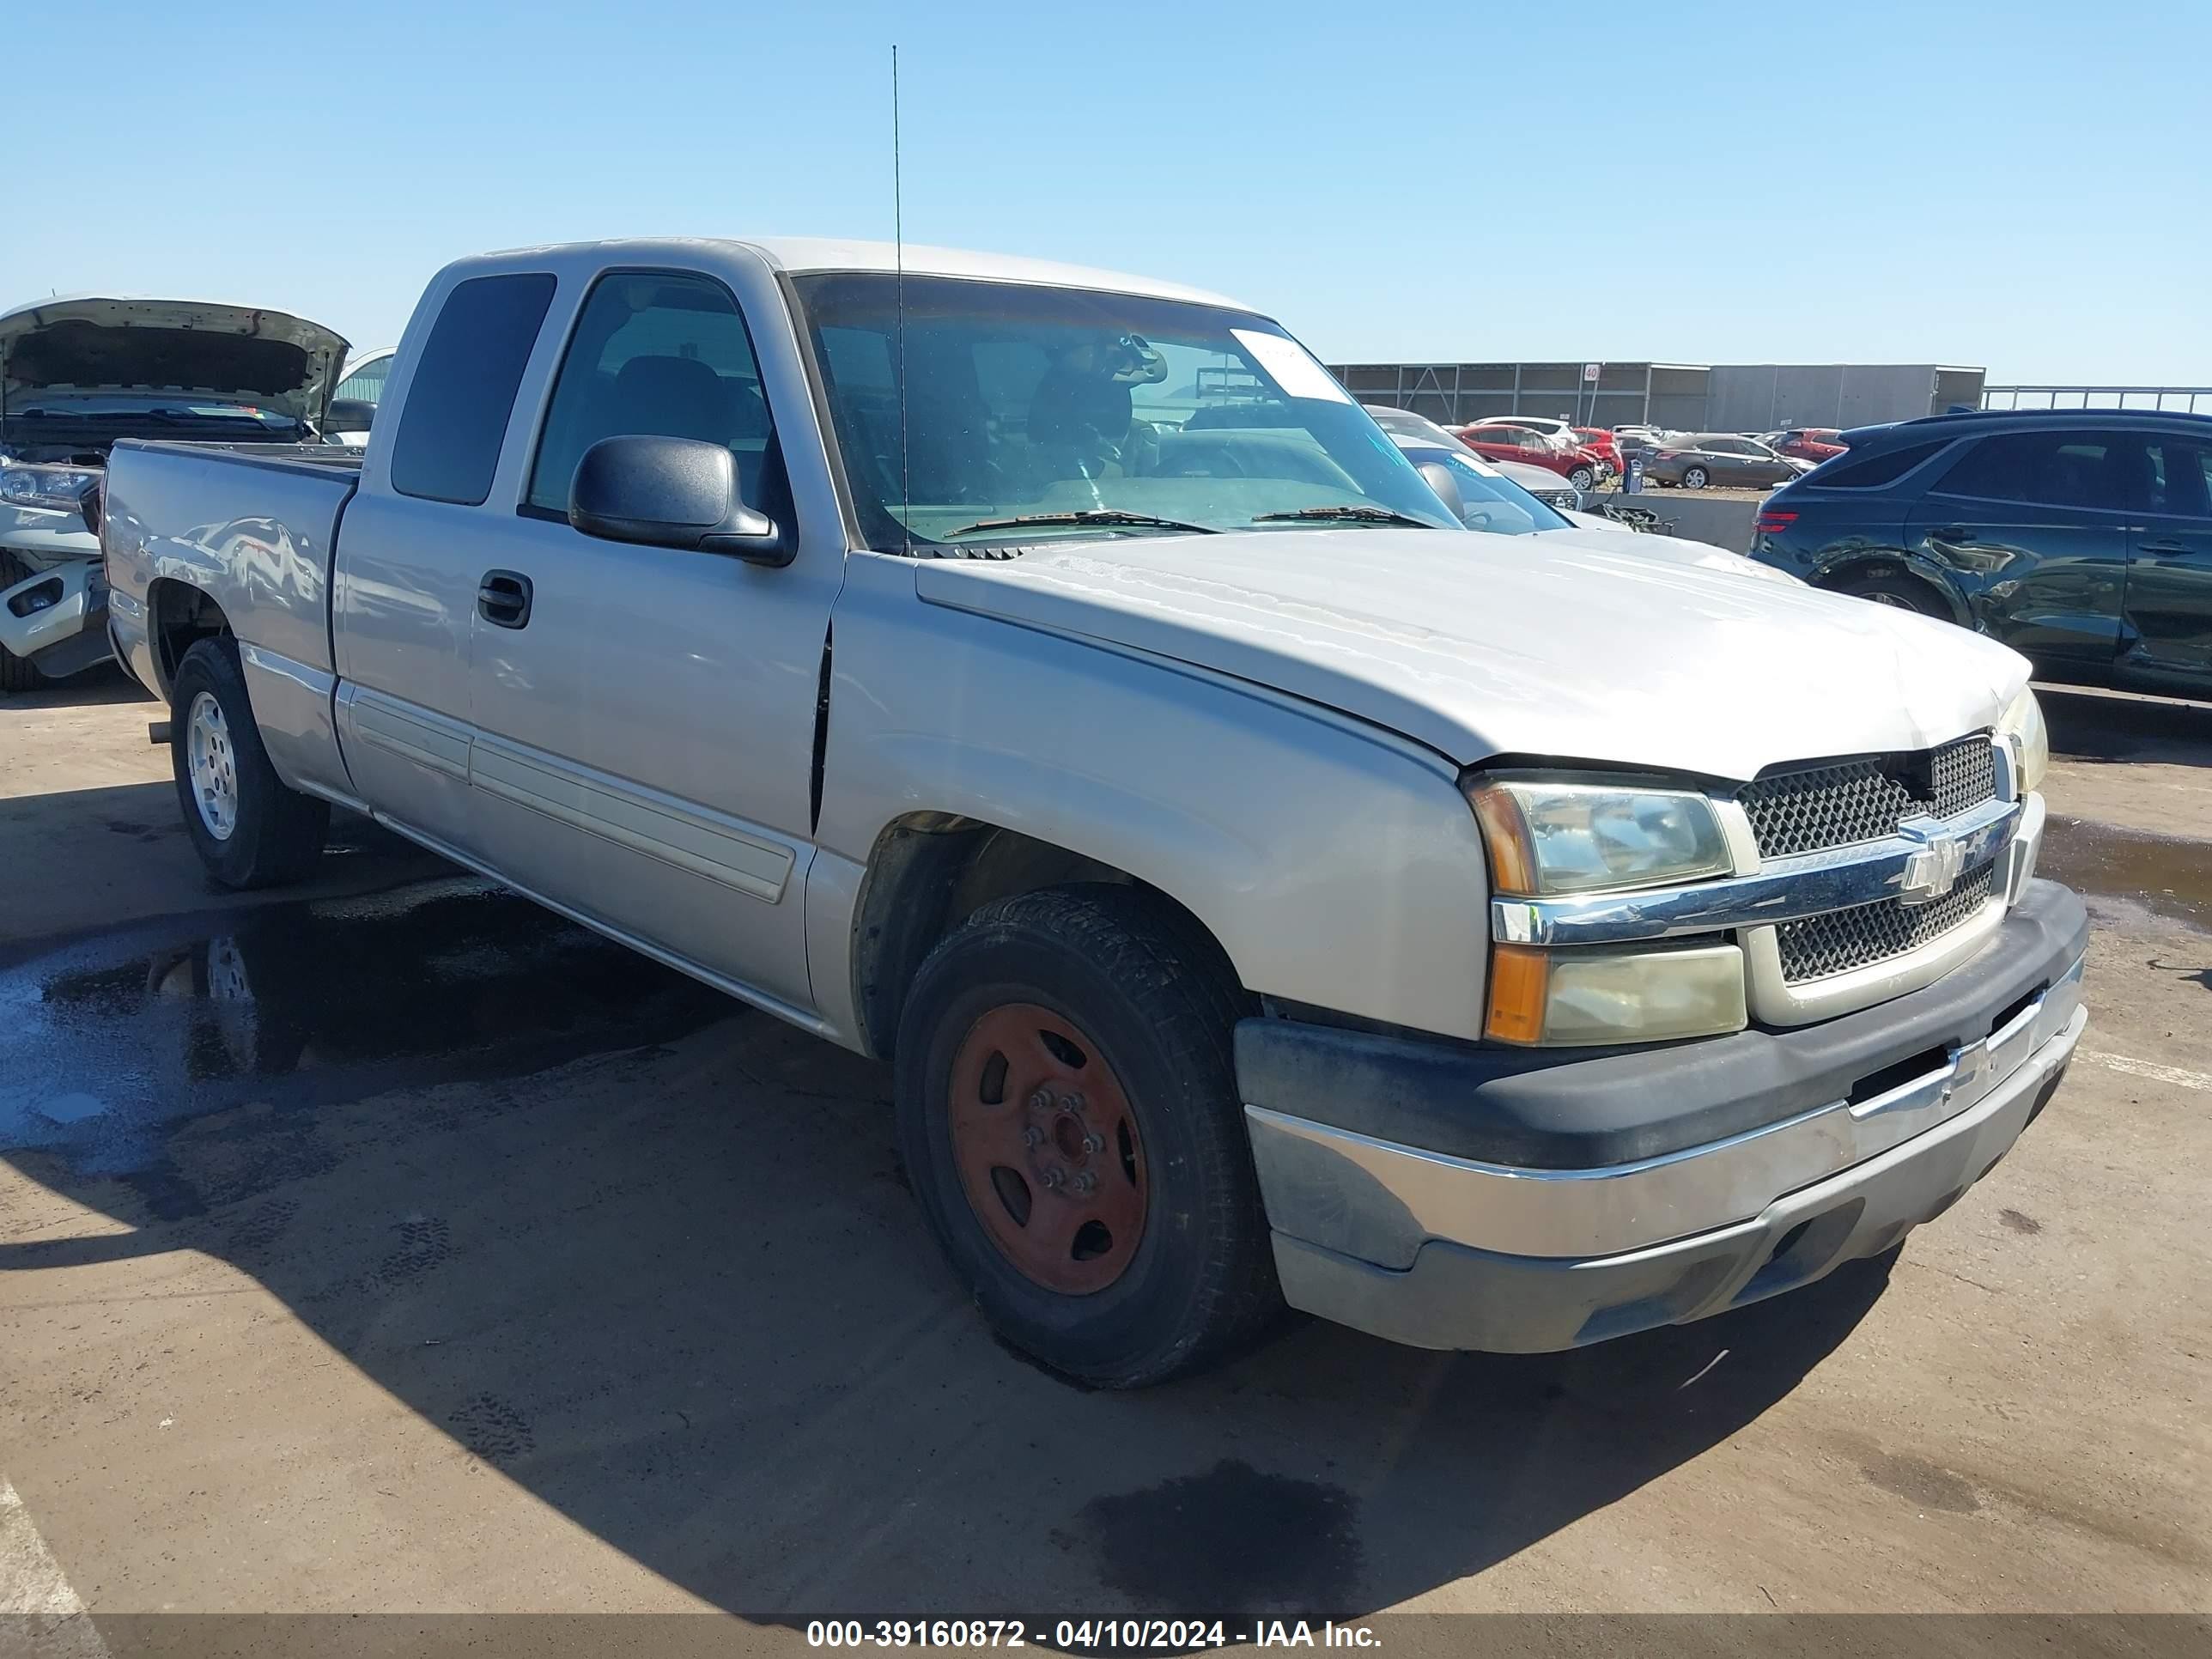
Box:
0;875;732;1178
2038;817;2212;933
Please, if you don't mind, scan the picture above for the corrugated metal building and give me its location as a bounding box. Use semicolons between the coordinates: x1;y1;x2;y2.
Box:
1329;361;1985;432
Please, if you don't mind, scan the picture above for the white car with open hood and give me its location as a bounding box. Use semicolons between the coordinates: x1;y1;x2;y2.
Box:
98;237;2086;1386
0;295;347;690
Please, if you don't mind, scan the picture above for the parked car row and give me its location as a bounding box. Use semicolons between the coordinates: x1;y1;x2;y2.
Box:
88;232;2086;1386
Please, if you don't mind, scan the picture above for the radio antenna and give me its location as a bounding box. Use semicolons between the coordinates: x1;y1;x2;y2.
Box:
892;44;912;557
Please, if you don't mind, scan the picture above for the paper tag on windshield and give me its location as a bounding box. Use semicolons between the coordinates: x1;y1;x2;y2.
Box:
1231;330;1352;404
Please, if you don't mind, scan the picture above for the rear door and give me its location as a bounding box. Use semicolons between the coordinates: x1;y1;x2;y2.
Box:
2125;434;2212;683
1905;427;2139;670
459;259;840;1013
333;270;558;855
1704;437;1755;483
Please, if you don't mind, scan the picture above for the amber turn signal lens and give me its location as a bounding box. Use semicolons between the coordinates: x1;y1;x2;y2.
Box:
1485;943;1552;1044
1466;782;1539;896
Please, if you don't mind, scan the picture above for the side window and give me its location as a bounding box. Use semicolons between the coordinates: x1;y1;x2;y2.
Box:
390;273;557;506
526;270;777;514
2146;441;2212;519
1810;438;1947;489
1936;430;2140;512
334;352;393;404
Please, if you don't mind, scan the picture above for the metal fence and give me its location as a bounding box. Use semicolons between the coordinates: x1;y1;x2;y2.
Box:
1981;385;2212;414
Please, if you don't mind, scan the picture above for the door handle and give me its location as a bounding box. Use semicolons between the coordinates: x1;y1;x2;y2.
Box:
477;570;533;629
2138;539;2191;555
1927;526;1971;543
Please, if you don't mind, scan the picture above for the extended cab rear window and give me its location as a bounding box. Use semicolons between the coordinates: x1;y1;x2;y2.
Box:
390;273;557;506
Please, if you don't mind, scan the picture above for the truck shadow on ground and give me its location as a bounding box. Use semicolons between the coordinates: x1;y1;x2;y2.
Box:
0;878;1894;1625
2039;685;2212;766
3;663;153;711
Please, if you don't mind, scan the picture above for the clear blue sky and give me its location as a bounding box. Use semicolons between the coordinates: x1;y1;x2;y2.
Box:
10;0;2208;386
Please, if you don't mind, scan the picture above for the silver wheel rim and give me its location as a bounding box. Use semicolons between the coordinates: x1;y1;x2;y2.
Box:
1685;469;1707;489
186;690;240;841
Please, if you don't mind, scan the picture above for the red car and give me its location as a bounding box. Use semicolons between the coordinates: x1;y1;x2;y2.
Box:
1570;427;1622;472
1765;427;1849;463
1453;423;1603;491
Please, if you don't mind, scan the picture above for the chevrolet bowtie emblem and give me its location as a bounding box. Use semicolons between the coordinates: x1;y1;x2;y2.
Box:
1898;820;1967;906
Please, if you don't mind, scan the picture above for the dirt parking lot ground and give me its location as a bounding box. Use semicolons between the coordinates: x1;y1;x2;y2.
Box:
2;672;2208;1653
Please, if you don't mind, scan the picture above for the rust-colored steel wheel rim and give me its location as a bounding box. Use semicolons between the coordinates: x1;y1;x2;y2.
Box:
946;1002;1148;1295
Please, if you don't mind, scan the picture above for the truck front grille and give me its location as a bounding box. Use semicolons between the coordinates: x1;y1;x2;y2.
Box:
1739;735;1996;859
1775;862;1997;983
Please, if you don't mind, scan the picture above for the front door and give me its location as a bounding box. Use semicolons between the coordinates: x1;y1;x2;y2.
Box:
1904;428;2136;671
461;266;842;1013
2126;434;2212;684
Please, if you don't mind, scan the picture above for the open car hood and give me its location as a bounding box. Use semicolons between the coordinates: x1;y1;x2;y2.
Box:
914;526;2030;782
0;296;350;442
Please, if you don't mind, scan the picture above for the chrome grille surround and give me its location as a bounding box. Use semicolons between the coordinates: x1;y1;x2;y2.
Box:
1738;735;1997;860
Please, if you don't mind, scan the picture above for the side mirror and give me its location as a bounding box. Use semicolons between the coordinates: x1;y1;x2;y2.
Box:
1417;461;1467;522
568;434;788;566
75;479;102;538
326;398;378;435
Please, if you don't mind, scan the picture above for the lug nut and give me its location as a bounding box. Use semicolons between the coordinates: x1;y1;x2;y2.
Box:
1039;1166;1066;1189
1062;1092;1085;1114
1071;1172;1097;1194
1083;1132;1106;1153
1022;1125;1044;1147
1029;1088;1054;1111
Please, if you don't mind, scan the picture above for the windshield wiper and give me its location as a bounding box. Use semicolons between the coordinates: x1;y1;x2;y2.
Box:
1251;505;1439;527
940;509;1220;538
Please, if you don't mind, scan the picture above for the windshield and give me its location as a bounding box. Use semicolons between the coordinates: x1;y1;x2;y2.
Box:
1409;446;1572;534
792;274;1455;549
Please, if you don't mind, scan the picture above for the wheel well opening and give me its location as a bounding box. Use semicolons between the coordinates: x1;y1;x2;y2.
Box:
1818;559;1959;619
149;580;233;690
850;817;1240;1060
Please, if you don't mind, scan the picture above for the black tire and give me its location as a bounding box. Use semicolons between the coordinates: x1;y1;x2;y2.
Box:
170;637;331;889
1568;465;1595;492
0;550;45;693
1831;566;1953;621
896;884;1283;1388
1682;465;1710;489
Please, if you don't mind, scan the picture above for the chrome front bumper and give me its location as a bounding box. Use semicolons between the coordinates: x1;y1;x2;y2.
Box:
1243;895;2087;1352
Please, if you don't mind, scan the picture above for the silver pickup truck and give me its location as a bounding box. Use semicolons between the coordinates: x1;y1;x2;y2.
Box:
101;237;2087;1387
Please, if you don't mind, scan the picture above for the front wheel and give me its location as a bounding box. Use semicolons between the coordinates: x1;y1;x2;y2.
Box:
1568;465;1596;492
171;638;331;888
896;884;1282;1388
1682;465;1711;489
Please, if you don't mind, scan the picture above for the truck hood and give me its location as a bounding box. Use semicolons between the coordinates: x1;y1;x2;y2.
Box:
0;296;349;447
913;527;2031;781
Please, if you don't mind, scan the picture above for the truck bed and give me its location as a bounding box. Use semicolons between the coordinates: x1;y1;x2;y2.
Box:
101;437;363;692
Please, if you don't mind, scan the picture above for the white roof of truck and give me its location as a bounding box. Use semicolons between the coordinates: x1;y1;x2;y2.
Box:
468;237;1253;312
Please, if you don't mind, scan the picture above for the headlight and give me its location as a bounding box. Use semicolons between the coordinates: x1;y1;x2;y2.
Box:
1465;776;1733;896
1468;775;1744;1046
0;464;100;513
1998;687;2048;795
